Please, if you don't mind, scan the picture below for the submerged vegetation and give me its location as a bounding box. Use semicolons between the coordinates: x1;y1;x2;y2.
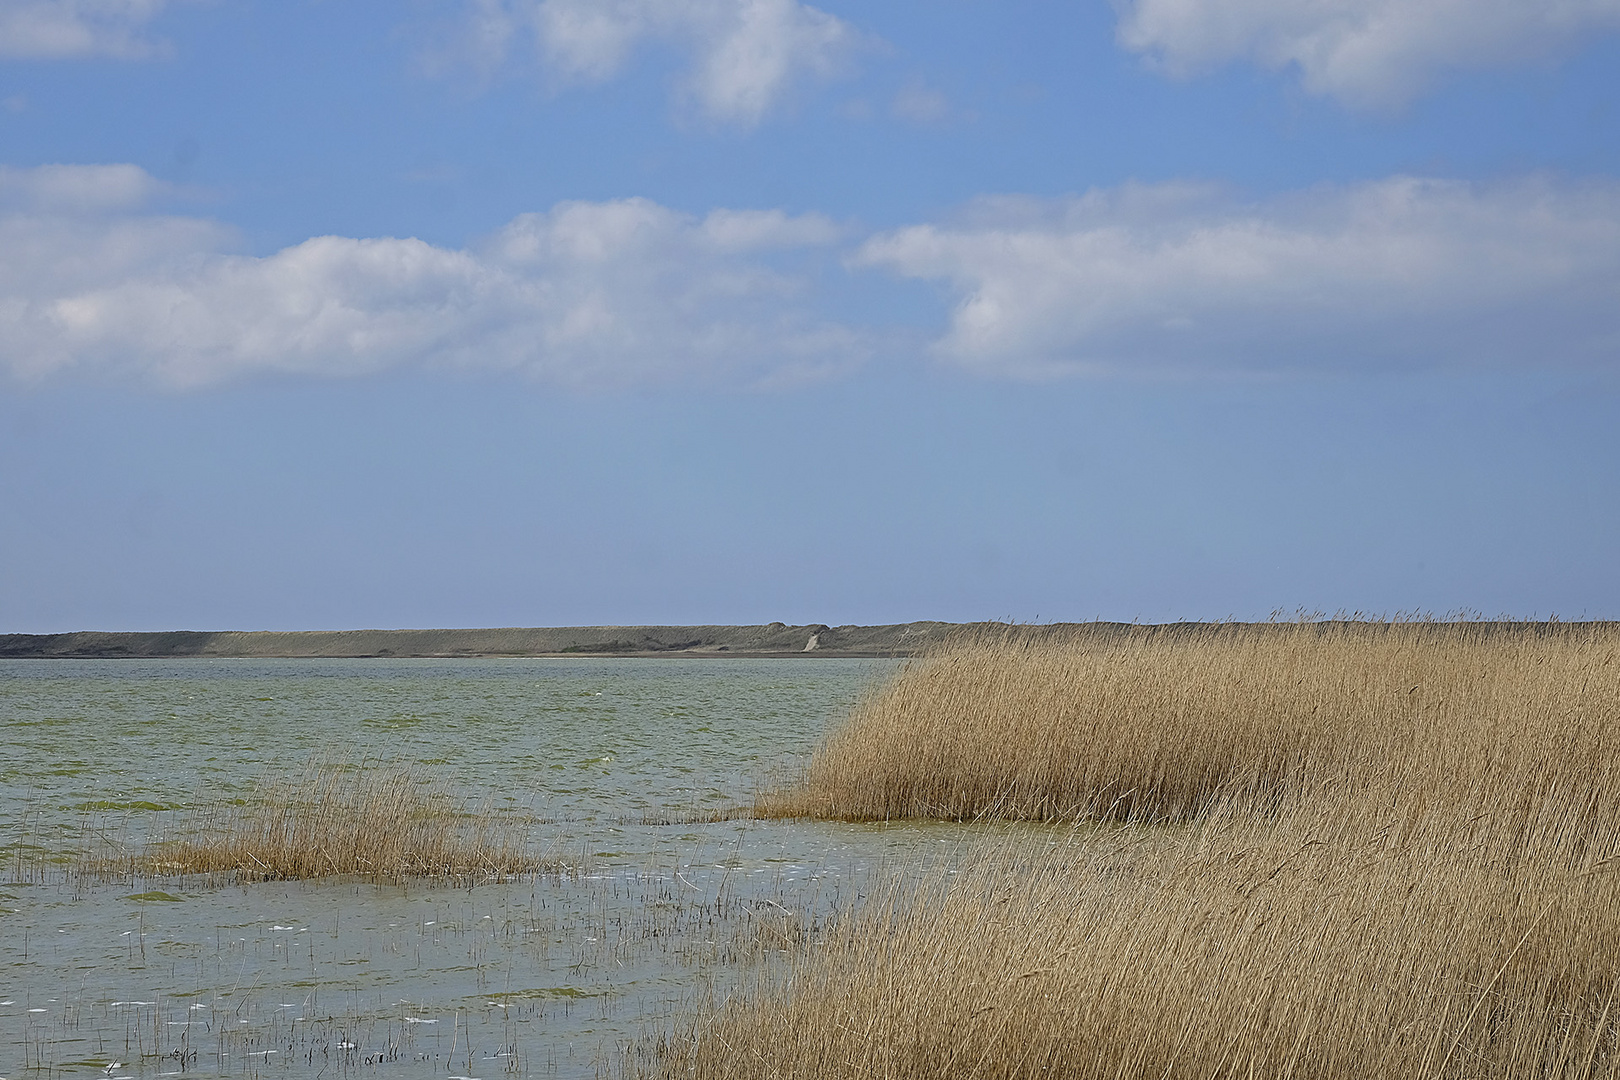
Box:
640;622;1620;1079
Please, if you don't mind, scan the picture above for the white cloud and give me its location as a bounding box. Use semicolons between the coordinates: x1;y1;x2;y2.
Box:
12;165;1617;389
0;164;861;387
442;0;862;125
855;176;1620;377
0;0;173;59
1113;0;1620;107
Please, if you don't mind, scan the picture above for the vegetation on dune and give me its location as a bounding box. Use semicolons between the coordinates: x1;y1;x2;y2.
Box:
642;622;1620;1080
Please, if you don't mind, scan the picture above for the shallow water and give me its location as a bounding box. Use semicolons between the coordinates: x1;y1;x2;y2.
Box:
0;657;975;1079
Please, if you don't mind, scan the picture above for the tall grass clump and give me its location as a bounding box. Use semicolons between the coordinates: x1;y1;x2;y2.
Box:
637;621;1620;1080
131;761;556;882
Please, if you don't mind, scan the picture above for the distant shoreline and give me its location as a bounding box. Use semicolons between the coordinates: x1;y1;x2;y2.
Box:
0;622;958;659
0;619;1606;660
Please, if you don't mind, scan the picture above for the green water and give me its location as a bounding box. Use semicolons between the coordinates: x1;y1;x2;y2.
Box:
0;657;971;1079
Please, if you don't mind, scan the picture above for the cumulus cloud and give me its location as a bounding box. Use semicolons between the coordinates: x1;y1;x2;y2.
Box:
0;0;174;59
855;176;1620;377
442;0;862;125
11;165;1619;389
1113;0;1620;108
0;164;860;387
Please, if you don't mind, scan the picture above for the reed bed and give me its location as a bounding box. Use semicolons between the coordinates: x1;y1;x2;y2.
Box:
764;621;1620;827
639;621;1620;1079
644;815;1620;1079
125;761;559;881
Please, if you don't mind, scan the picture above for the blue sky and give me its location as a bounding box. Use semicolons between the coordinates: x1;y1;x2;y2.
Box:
1;0;1618;631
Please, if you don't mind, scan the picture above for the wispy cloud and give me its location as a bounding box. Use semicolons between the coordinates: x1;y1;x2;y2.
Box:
856;176;1620;377
889;77;949;124
0;0;176;60
0;162;167;209
1113;0;1620;108
436;0;866;126
0;165;861;387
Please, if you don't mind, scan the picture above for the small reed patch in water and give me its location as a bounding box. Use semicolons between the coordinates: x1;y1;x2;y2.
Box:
97;762;566;882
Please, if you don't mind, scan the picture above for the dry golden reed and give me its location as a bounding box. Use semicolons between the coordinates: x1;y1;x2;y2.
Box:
648;819;1620;1079
135;761;556;881
643;621;1620;1080
766;620;1620;828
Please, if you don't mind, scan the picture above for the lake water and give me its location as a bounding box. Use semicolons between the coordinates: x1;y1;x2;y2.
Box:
0;657;971;1080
